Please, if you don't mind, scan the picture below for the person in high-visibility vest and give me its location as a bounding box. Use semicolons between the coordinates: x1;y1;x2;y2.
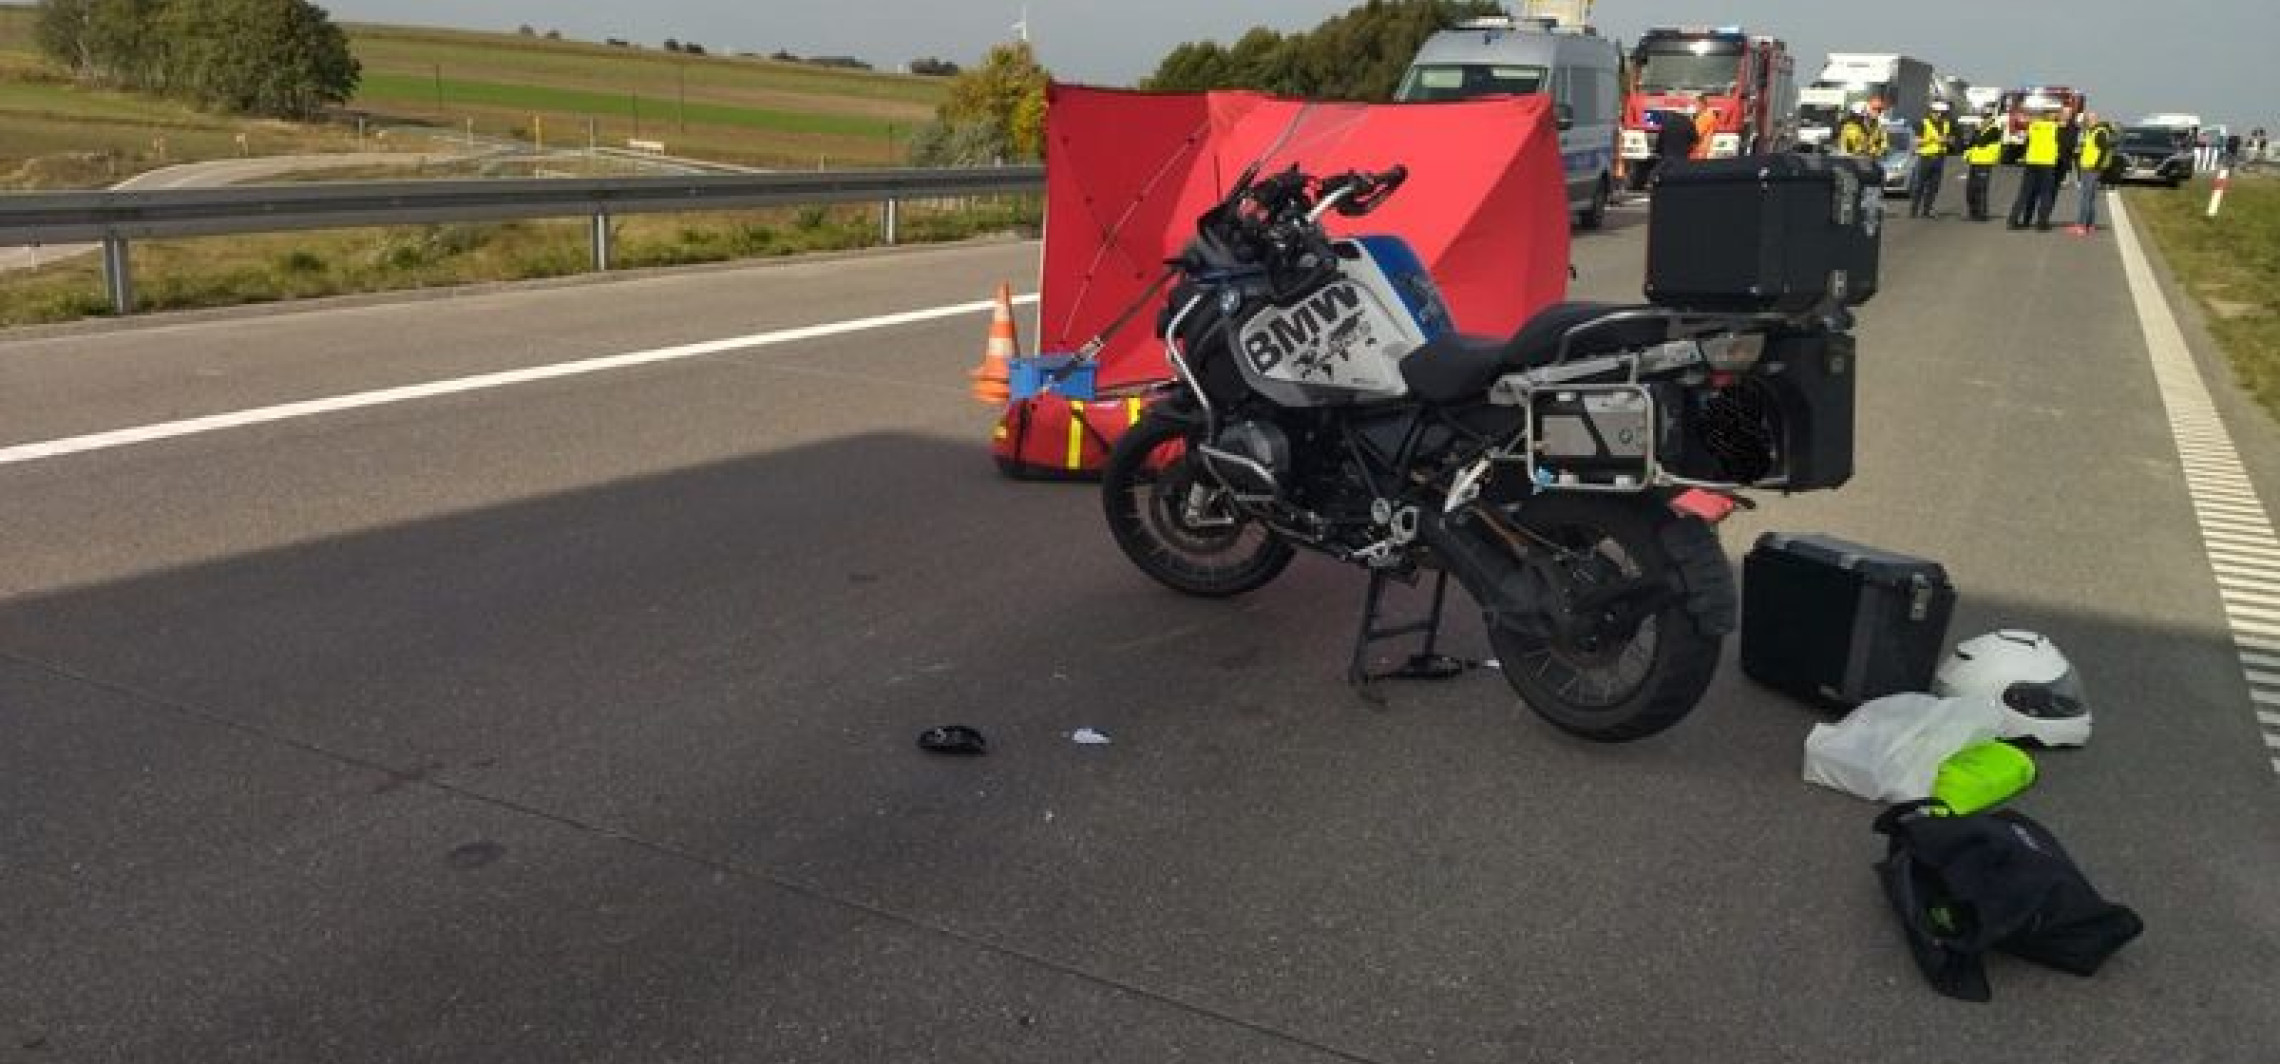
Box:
1864;98;1891;158
2070;112;2118;234
2008;107;2069;231
1837;104;1872;155
1691;104;1721;159
1962;105;2006;222
1910;100;1959;218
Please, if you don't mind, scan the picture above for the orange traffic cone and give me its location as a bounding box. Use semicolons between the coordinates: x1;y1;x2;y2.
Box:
971;282;1018;404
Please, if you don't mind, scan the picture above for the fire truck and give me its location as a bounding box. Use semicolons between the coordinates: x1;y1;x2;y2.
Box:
1997;85;2088;163
1619;25;1797;188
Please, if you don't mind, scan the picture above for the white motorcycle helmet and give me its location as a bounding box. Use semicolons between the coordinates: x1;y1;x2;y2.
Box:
1933;631;2092;747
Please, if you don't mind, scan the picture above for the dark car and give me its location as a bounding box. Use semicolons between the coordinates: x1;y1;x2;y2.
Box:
2112;126;2196;187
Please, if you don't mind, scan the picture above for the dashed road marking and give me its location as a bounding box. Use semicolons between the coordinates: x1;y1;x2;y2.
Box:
2114;193;2280;780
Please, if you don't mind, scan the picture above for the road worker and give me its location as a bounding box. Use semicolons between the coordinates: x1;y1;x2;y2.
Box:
1962;104;2005;221
2009;106;2069;231
1911;100;1958;218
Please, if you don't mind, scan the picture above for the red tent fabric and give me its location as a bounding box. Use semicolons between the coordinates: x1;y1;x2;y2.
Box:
1040;84;1573;388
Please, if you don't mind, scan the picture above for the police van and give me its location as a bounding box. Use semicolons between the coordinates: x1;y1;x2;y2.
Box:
1394;12;1624;229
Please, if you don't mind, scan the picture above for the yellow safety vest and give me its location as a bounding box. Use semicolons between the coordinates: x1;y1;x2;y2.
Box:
1918;116;1953;157
1865;123;1889;157
1838;121;1869;154
2079;124;2113;170
1965;123;2004;165
2024;119;2062;166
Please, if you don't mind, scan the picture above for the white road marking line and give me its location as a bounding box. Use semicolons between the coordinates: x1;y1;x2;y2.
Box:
2247;670;2280;687
2198;504;2275;523
2243;651;2280;671
2219;580;2280;604
2114;195;2280;781
2259;710;2280;728
2221;587;2280;610
2209;547;2280;567
0;293;1041;467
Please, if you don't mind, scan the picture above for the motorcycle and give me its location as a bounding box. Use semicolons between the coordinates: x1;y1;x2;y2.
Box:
1098;159;1865;742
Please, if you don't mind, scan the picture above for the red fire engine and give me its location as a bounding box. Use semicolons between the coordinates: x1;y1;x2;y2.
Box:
1619;25;1797;188
1996;85;2089;163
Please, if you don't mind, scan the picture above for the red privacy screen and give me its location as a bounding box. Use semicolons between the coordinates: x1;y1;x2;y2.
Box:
1040;83;1574;386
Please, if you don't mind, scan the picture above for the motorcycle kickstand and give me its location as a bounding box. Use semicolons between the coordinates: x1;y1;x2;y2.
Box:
1347;567;1477;704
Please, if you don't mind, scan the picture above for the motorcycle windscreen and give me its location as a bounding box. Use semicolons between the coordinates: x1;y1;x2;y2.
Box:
1040;84;1572;388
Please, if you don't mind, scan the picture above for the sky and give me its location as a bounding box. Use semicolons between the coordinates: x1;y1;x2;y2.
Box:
324;1;2271;132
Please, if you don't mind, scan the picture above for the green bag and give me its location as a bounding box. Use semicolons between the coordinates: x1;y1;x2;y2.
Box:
1932;741;2037;815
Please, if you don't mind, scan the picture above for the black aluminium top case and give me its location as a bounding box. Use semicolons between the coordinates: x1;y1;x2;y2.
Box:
1644;154;1883;314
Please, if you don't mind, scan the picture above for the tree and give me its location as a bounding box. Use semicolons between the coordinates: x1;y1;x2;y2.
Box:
86;0;169;90
160;0;359;118
662;38;681;53
33;0;95;75
930;40;1049;160
1142;0;1499;101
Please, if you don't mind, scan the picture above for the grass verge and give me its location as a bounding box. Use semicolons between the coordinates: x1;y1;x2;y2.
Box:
0;197;1041;327
2127;175;2280;420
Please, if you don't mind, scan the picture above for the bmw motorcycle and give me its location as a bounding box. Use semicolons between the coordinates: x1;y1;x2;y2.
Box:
1099;161;1863;741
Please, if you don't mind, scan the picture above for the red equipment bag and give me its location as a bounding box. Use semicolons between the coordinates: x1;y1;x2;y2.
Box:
992;395;1149;480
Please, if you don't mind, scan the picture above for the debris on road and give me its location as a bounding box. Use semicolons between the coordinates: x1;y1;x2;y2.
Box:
917;725;989;756
1070;728;1112;746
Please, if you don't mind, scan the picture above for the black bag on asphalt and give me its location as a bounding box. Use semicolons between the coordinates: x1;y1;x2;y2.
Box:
1645;154;1883;313
1873;801;2145;1002
1741;532;1955;709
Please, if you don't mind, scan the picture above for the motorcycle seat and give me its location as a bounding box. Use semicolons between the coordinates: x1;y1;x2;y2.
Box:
1401;302;1672;404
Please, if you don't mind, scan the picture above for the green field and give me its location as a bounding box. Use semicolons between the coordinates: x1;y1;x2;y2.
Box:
0;6;948;185
344;23;938;166
2130;176;2280;419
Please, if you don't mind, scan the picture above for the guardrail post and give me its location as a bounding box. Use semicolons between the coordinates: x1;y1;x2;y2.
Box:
883;196;900;246
590;210;612;271
101;236;134;315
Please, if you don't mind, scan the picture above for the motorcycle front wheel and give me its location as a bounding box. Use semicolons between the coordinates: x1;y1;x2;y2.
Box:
1485;493;1732;742
1100;415;1294;597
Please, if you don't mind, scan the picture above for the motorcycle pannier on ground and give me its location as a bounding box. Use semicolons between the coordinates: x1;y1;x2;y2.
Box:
1742;533;1956;708
1644;155;1883;313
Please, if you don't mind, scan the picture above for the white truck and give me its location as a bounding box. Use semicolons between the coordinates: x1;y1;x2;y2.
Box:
1795;53;1935;150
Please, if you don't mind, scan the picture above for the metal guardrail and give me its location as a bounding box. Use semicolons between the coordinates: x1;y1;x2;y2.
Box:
0;165;1046;314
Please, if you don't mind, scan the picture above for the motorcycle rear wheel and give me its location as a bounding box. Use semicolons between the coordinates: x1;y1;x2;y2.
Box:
1485;493;1730;742
1101;415;1295;597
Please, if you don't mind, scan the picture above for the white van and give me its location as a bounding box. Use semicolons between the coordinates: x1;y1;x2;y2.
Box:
1394;15;1624;229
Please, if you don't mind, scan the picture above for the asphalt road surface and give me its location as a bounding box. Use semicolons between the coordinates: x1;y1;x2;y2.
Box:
2;171;2276;1063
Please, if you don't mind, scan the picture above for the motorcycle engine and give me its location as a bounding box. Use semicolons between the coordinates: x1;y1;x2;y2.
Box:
1202;419;1292;498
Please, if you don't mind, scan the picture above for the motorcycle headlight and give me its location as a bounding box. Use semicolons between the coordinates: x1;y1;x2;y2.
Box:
1698;333;1766;372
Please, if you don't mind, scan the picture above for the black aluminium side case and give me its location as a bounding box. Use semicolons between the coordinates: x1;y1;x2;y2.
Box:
1741;532;1956;709
1644;154;1883;314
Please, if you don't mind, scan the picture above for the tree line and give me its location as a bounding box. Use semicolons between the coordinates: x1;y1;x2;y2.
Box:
34;0;360;119
1145;0;1499;101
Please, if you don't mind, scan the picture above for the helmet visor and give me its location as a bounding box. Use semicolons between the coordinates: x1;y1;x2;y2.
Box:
2001;667;2088;719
